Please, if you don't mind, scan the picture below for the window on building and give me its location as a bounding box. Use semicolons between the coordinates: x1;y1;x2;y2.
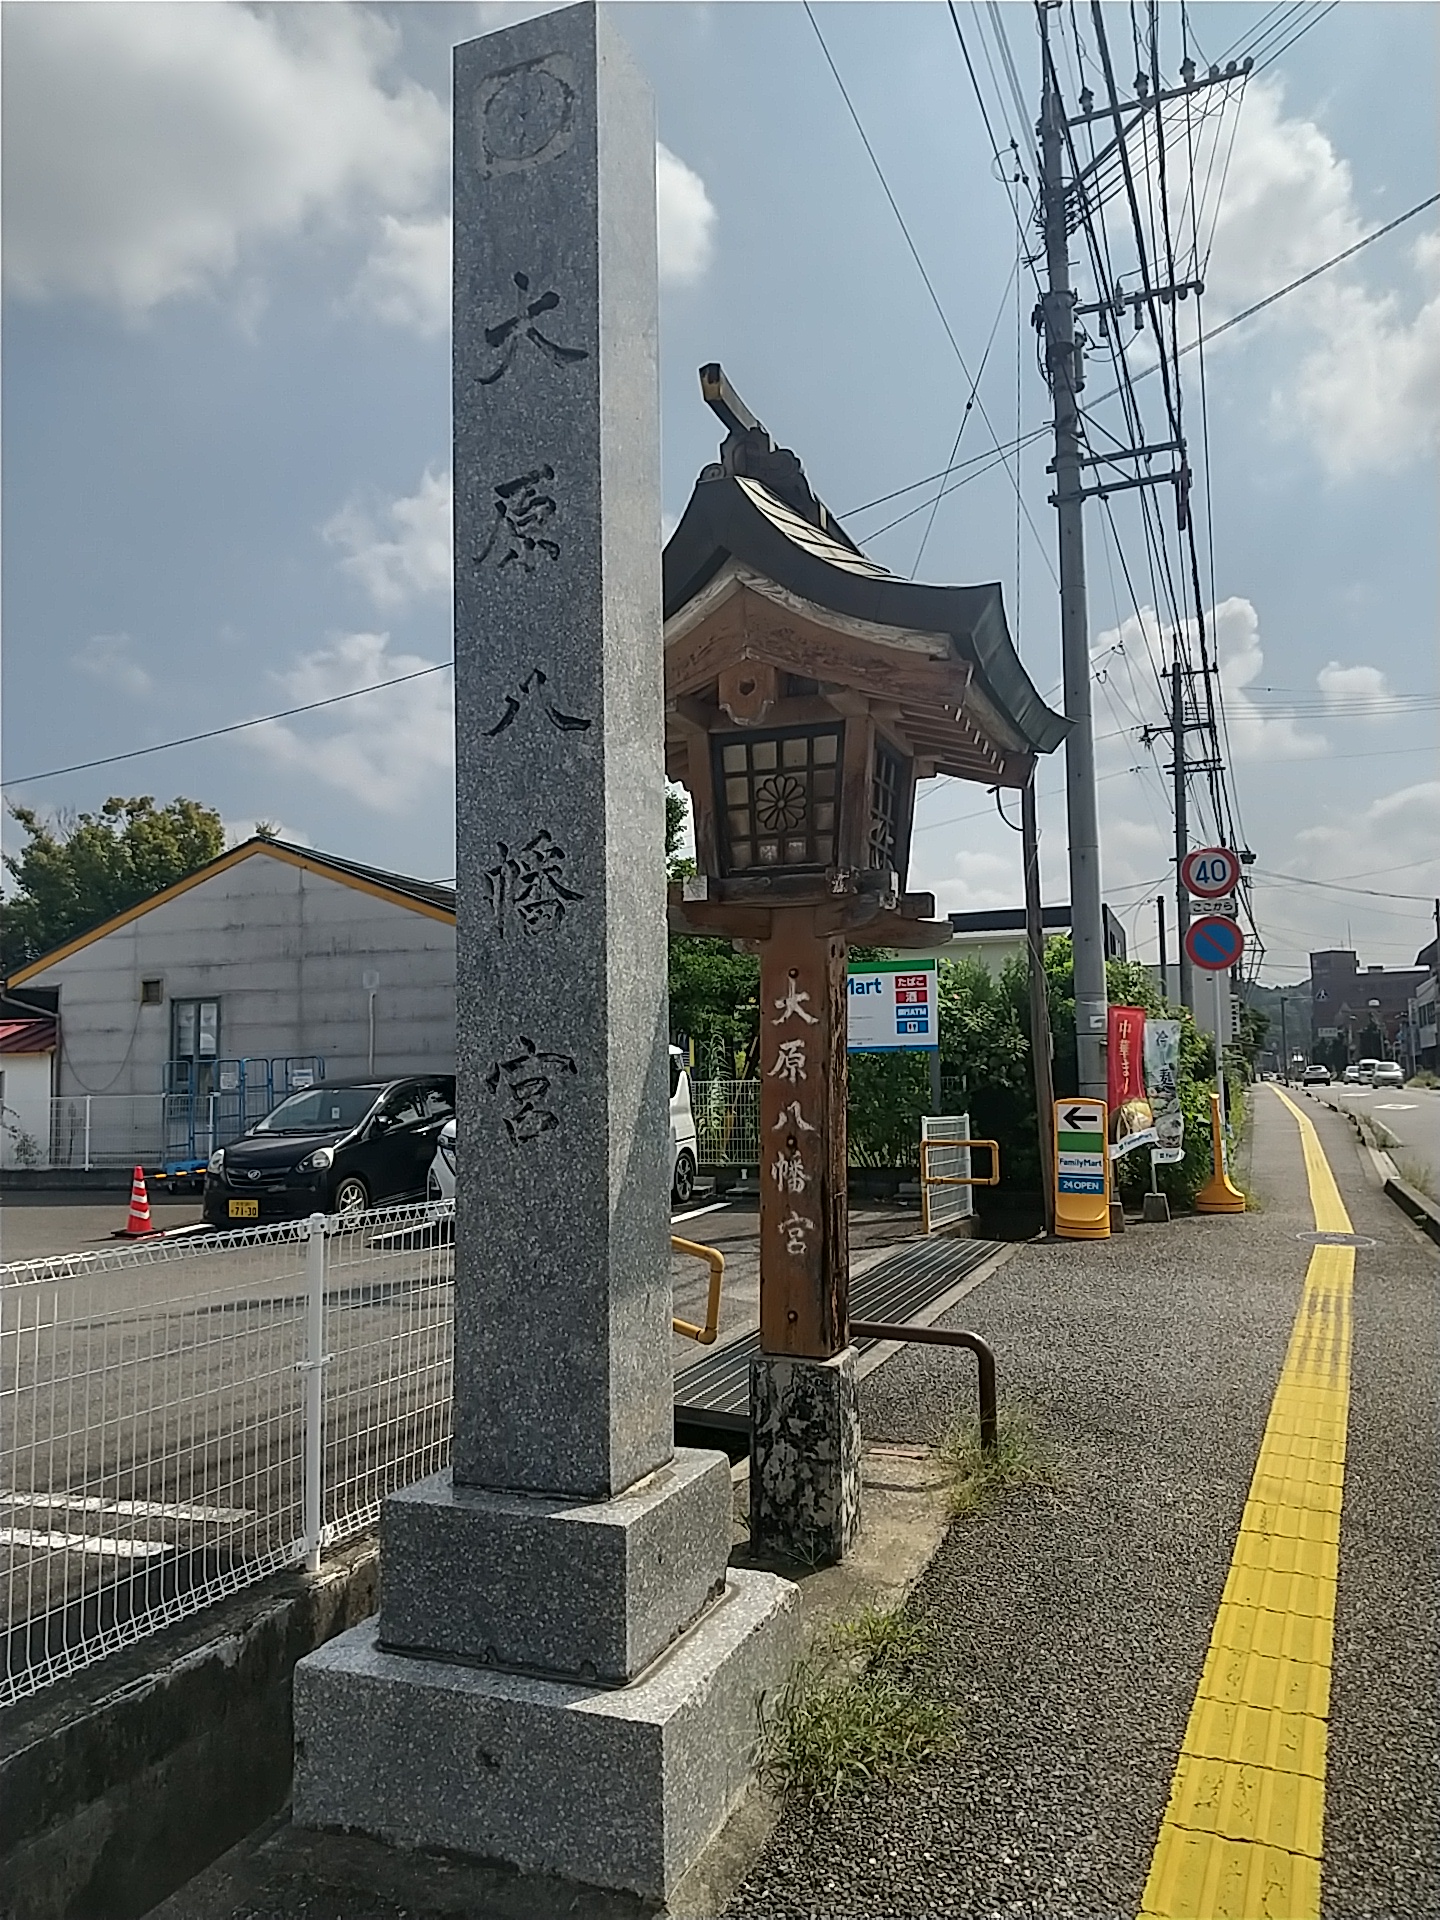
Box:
140;978;163;1006
172;999;220;1067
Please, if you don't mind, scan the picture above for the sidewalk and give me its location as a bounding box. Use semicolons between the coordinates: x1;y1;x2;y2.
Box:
731;1087;1439;1918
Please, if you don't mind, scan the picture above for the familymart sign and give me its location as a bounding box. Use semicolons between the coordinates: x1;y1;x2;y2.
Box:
846;958;938;1052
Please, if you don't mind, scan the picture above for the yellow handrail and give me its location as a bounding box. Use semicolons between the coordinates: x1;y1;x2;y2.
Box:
919;1138;1002;1187
670;1235;725;1345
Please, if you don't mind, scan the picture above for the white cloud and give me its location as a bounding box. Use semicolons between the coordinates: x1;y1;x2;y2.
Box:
1198;80;1440;477
353;139;716;332
74;633;152;697
1295;779;1440;879
929;848;1021;918
2;2;446;314
1089;597;1325;765
1316;661;1403;719
3;6;718;330
1267;780;1440;968
1211;598;1327;760
327;465;685;606
249;633;453;813
1288;235;1440;477
353;212;451;336
324;469;453;609
656;142;716;288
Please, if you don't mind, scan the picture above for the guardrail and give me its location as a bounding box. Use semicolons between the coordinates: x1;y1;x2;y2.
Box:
1;1202;454;1707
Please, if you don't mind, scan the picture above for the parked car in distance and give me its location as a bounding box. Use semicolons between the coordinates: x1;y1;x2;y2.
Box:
1302;1064;1331;1085
670;1046;698;1205
425;1049;700;1208
1370;1061;1405;1088
205;1077;455;1227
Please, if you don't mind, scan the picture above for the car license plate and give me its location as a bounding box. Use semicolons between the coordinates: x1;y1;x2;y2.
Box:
228;1199;260;1220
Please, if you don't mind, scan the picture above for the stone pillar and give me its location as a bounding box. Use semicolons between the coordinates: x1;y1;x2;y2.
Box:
292;7;796;1899
749;908;861;1563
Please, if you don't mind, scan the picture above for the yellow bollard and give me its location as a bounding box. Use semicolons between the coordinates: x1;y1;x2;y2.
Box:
1194;1090;1245;1213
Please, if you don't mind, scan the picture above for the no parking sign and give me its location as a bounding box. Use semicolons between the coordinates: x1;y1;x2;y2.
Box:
1185;915;1245;972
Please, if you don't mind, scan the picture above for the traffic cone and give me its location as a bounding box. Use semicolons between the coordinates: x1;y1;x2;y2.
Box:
115;1165;159;1237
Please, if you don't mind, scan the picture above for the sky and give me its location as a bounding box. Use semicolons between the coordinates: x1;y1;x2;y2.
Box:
2;0;1436;986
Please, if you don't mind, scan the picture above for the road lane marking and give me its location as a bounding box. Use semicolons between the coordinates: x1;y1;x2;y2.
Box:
0;1528;171;1559
0;1493;249;1524
670;1201;729;1224
1139;1087;1353;1920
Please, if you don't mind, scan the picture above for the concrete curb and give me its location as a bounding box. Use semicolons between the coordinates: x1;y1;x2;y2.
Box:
0;1541;379;1920
1312;1091;1440;1249
1382;1175;1440;1247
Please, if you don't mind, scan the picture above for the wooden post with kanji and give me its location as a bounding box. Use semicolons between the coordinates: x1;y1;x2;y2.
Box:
758;911;848;1356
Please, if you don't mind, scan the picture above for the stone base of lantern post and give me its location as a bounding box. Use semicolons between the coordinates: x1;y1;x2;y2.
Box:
292;1571;798;1902
749;1347;862;1565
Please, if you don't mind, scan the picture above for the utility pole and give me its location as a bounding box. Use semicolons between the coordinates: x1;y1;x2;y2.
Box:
1279;993;1289;1083
1172;658;1193;1012
1038;4;1107;1100
1023;776;1057;1233
1156;894;1168;1000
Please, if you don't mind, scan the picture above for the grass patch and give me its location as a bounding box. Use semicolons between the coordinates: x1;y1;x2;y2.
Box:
757;1606;956;1806
937;1405;1054;1518
1397;1157;1437;1201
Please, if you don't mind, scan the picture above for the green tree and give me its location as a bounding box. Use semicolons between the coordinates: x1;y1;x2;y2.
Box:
2;795;225;975
665;786;760;1072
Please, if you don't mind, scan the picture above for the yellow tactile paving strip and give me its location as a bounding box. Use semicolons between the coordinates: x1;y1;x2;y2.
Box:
1139;1089;1353;1919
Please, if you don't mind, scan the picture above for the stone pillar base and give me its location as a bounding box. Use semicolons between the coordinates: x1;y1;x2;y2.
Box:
379;1450;731;1684
749;1347;861;1565
293;1572;798;1902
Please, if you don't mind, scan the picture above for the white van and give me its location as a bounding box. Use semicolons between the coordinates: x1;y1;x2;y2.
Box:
428;1047;699;1207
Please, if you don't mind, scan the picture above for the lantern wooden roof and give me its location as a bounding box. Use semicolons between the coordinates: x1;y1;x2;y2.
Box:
663;467;1068;793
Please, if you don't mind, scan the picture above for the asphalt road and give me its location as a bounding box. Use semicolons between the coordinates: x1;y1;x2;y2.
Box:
0;1193;206;1264
1322;1081;1440;1194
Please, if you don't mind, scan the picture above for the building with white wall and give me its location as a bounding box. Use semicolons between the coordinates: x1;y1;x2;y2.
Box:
0;1010;56;1169
5;840;456;1164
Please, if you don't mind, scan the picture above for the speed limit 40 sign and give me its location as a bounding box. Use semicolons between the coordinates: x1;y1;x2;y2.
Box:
1181;846;1241;898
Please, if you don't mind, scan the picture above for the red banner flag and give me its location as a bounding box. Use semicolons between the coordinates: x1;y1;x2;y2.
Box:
1107;1005;1153;1141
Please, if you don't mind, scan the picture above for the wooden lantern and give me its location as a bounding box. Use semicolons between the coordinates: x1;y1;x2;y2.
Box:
664;369;1067;1360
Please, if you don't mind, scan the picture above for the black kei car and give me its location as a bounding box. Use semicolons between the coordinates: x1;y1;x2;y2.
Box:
203;1077;455;1228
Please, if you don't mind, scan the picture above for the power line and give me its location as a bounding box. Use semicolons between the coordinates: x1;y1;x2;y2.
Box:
801;0;1057;583
1;661;454;789
1255;869;1436;904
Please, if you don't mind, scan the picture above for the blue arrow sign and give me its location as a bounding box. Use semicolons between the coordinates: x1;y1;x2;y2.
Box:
1186;914;1244;971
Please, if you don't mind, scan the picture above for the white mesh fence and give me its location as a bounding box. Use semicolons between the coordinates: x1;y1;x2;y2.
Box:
692;1079;760;1167
1;1203;454;1707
